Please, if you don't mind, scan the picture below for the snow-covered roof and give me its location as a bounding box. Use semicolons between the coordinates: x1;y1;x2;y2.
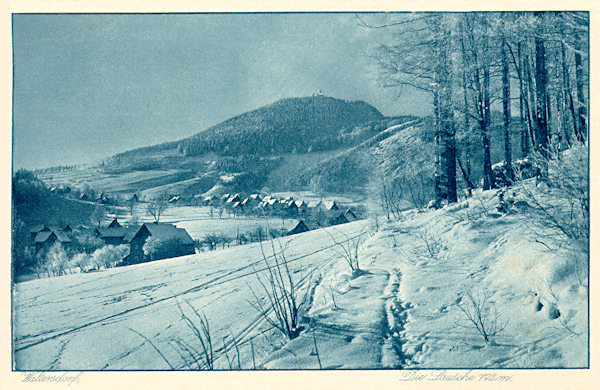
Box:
323;201;339;211
125;223;194;245
30;224;50;234
96;227;127;238
108;218;122;229
35;230;72;244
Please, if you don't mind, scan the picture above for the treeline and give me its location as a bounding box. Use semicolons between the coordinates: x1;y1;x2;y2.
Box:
178;96;384;157
371;12;588;205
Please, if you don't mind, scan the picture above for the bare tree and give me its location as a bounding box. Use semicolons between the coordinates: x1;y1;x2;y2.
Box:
90;205;107;228
147;194;169;223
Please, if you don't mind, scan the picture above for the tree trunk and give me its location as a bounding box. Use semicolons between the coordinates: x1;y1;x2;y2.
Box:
501;38;513;181
461;53;472;187
482;66;494;190
560;42;573;147
534;12;549;152
433;86;444;206
574;34;587;142
432;21;457;205
516;42;529;158
524;46;537;149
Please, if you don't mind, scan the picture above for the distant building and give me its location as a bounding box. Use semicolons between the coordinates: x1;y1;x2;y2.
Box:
124;223;195;265
35;230;72;253
30;224;50;241
323;201;339;212
220;193;231;202
226;194;241;205
107;218;122;229
329;213;350;226
241;195;261;210
295;200;308;214
285;200;298;216
232;201;244;214
287;220;310;236
344;209;358;222
202;195;218;206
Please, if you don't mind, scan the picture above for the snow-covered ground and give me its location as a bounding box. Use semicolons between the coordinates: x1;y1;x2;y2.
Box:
13;221;368;370
13;179;588;370
126;205;298;240
38;168;189;194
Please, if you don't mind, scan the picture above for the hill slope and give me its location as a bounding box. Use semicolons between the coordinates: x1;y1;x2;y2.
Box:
42;97;409;197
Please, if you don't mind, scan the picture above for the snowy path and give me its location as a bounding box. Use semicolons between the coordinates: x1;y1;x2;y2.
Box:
14;221;368;370
358;190;588;369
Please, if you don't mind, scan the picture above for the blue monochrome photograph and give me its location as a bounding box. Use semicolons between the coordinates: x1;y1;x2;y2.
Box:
11;12;589;370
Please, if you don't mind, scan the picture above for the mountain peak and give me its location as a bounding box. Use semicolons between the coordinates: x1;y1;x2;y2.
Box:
180;96;383;157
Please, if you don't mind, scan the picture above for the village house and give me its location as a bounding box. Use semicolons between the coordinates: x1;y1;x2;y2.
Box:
295;200;308;214
241;194;261;210
323;200;339;212
108;218;121;229
202;194;218;206
329;213;350;226
287;220;310;236
225;194;241;206
344;208;358;222
30;224;50;241
220;193;231;203
232;201;244;215
94;218;127;245
285;200;298;216
35;230;72;253
123;222;195;265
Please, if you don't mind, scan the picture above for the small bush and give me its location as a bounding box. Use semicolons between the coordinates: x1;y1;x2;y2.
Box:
46;242;69;276
91;245;129;270
456;289;508;343
326;228;367;274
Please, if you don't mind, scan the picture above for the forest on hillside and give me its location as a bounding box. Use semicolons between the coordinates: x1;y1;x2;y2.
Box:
178;96;384;156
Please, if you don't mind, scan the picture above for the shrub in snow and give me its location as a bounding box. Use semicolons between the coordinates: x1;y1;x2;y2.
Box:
325;228;367;274
91;245;129;270
516;144;589;285
173;300;215;370
143;236;192;260
71;252;91;273
456;289;508;344
46;242;69;276
73;231;104;254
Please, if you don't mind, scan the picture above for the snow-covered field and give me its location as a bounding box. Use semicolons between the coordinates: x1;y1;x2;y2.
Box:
38;168;191;195
13;180;588;370
127;205;298;240
13;221;368;370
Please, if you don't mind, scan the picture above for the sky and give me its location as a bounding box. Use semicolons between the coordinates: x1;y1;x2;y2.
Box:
12;13;431;170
